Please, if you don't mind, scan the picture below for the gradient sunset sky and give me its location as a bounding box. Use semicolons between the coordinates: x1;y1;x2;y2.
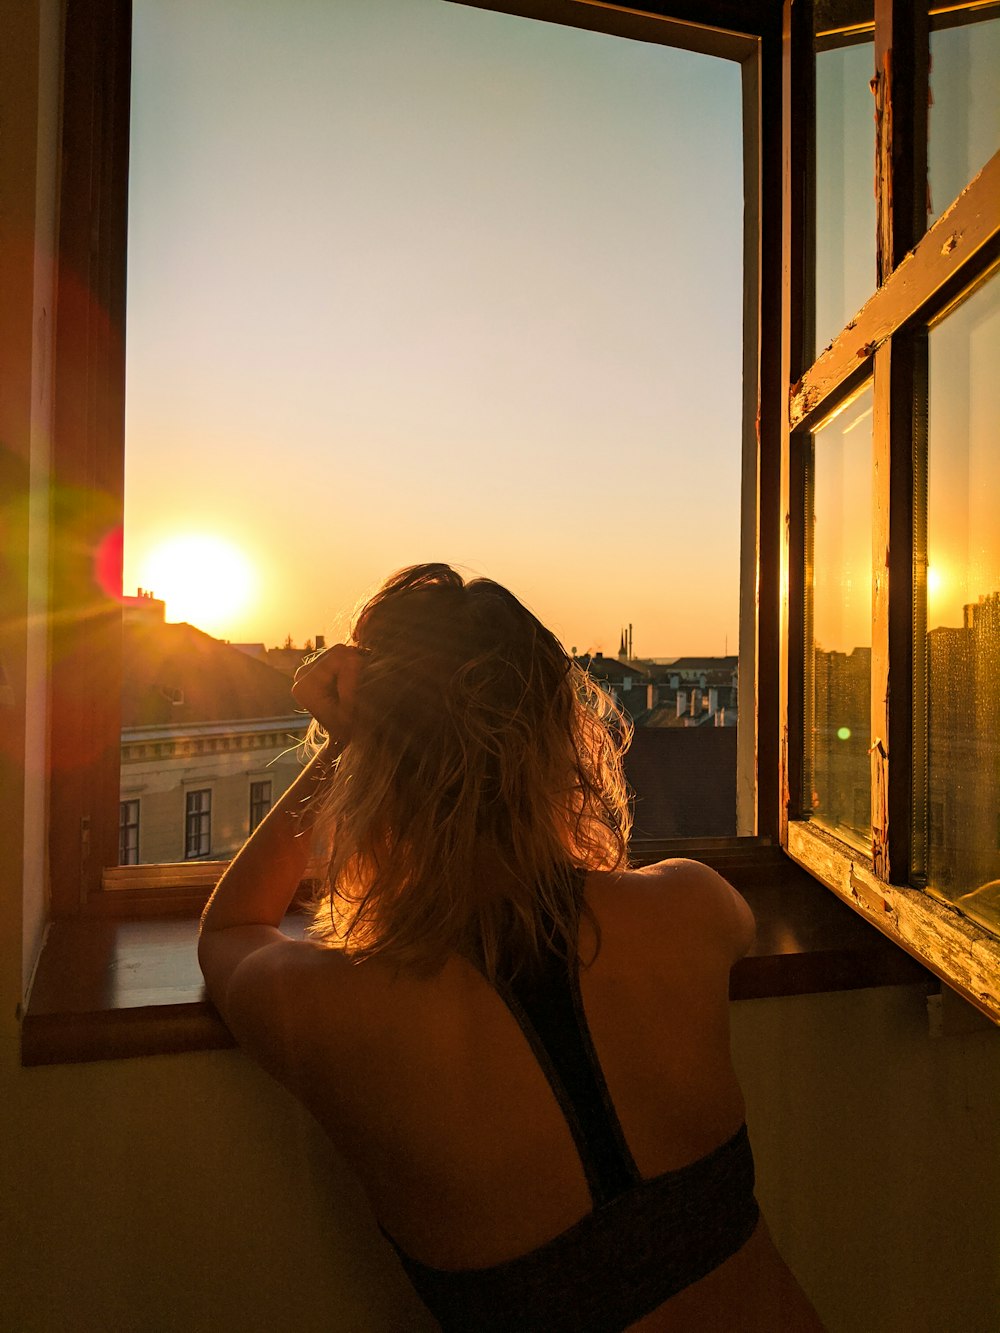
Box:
124;0;744;657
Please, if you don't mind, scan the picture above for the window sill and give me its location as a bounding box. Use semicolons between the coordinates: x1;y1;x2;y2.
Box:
22;849;934;1066
786;820;1000;1025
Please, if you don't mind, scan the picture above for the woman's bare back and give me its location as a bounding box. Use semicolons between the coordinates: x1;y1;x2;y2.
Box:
232;860;823;1328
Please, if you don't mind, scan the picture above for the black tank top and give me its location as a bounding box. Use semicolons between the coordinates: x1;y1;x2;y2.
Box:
383;902;759;1332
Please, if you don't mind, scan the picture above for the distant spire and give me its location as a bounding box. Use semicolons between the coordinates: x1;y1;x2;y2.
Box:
619;628;627;658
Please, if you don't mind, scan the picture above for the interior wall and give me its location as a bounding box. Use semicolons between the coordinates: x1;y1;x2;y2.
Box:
2;986;997;1333
1;1046;434;1333
733;986;1000;1333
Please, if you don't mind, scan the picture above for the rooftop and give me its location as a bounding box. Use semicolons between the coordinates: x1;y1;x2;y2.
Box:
122;618;302;728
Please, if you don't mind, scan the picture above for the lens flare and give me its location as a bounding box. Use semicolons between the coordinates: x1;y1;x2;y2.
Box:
94;526;124;600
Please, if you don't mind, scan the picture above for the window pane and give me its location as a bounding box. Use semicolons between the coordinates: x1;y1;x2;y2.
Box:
805;386;873;851
921;274;1000;932
814;10;876;357
928;13;1000;225
185;788;212;859
250;779;272;834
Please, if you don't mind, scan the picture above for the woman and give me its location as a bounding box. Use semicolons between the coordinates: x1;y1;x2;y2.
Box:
199;563;823;1331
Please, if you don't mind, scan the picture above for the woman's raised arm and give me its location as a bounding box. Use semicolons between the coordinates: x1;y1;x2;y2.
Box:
197;643;362;1014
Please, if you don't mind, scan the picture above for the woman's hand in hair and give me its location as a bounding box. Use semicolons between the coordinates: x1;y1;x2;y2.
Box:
292;642;363;744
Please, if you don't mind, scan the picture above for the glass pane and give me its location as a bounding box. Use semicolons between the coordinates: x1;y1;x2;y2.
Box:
814;11;876;358
806;387;873;851
922;274;1000;932
928;13;1000;225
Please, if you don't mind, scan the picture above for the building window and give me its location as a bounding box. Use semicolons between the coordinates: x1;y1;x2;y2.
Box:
119;800;140;866
185;789;212;860
249;780;272;833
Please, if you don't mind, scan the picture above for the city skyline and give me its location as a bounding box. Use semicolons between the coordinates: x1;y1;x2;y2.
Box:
125;580;738;664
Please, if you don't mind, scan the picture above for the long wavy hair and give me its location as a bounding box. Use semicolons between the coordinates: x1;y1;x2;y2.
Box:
304;564;632;979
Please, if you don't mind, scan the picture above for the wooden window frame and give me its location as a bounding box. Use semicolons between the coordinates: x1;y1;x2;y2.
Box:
51;0;788;920
780;0;1000;1021
50;0;131;914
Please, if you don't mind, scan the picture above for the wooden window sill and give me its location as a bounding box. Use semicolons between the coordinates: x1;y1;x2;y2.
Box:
21;850;933;1066
786;820;1000;1024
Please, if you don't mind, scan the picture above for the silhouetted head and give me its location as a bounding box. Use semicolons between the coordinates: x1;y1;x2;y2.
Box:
307;564;631;976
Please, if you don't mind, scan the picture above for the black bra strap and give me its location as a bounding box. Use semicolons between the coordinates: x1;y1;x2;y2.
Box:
498;940;640;1208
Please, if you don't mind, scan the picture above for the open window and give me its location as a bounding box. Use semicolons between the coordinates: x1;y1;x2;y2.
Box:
35;0;978;1067
40;0;996;1046
781;0;1000;1019
50;0;775;921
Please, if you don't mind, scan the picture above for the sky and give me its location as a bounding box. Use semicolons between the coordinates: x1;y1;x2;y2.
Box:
124;0;744;657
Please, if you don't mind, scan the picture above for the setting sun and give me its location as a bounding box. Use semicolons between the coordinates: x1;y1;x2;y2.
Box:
139;533;256;635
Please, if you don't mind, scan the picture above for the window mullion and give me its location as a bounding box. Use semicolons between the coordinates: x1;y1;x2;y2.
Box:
778;0;815;845
873;0;929;281
869;1;927;882
871;337;918;882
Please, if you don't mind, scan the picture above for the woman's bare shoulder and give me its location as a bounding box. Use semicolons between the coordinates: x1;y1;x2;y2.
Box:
220;936;361;1074
591;860;755;962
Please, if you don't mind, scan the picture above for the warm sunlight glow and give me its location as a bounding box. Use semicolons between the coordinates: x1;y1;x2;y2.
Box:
140;534;256;634
927;564;943;597
125;2;744;655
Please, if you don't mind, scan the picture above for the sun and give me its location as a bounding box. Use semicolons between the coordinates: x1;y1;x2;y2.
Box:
139;533;256;635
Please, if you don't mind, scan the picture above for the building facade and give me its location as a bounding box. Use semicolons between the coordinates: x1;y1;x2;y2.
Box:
118;599;309;865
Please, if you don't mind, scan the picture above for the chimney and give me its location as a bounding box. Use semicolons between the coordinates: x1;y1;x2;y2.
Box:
315;634;326;650
122;589;166;624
